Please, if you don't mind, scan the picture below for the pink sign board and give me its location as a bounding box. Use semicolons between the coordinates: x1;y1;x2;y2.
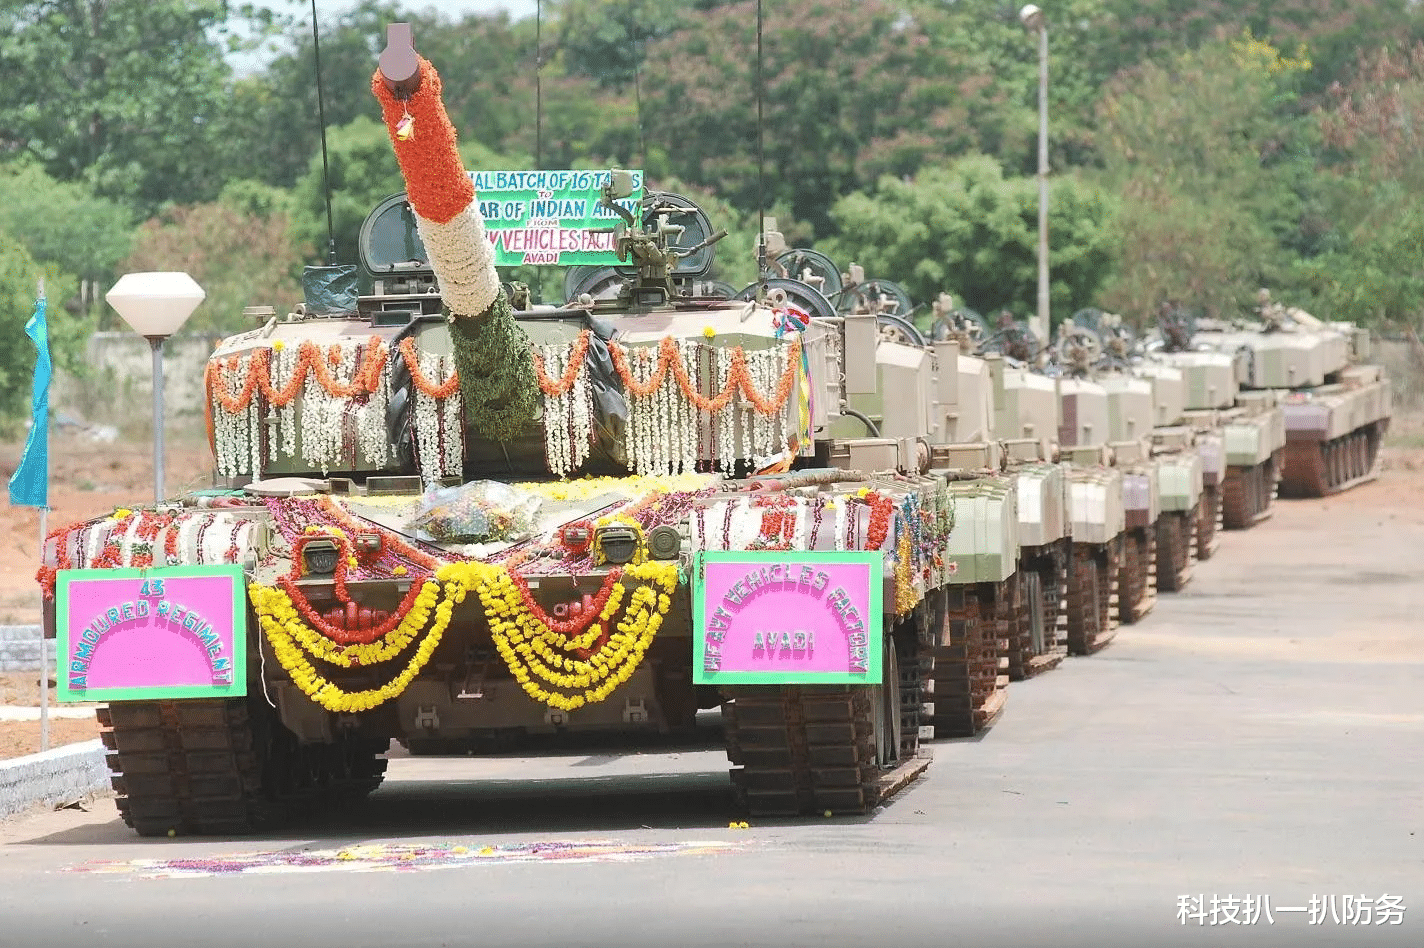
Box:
693;551;883;685
56;566;247;702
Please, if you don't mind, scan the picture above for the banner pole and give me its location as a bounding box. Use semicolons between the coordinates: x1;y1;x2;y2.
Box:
38;506;49;752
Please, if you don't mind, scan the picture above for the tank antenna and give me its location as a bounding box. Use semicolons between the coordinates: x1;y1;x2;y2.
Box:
535;0;544;170
311;0;337;264
754;0;767;302
630;0;646;167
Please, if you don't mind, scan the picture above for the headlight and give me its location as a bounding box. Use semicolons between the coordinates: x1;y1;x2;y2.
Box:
301;538;340;576
594;525;640;565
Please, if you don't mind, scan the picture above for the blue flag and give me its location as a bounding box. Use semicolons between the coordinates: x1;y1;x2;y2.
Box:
8;293;50;508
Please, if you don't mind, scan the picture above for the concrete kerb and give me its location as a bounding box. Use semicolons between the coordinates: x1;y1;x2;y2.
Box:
0;625;53;675
0;739;110;820
1;625;111;820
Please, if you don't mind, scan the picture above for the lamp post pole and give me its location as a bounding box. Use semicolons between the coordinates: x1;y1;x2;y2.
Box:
147;336;166;504
1019;4;1050;346
106;272;205;505
1035;19;1049;346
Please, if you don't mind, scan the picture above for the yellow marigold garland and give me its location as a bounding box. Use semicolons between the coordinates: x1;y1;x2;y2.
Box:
477;561;679;713
250;560;680;715
249;580;442;668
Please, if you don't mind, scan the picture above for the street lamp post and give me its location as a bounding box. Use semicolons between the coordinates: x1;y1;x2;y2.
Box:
1020;3;1049;346
105;273;206;504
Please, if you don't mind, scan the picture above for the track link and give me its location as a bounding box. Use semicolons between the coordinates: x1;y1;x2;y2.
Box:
98;697;387;837
1195;485;1222;561
1155;510;1195;592
927;583;1009;737
1279;423;1384;498
1222;453;1281;529
722;633;927;817
1013;550;1068;679
1066;541;1118;655
1116;526;1157;625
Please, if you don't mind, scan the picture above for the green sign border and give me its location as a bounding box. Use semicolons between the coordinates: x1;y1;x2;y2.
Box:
56;565;248;703
692;550;884;686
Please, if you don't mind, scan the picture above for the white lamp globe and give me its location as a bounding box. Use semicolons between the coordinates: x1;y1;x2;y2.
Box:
1020;4;1044;29
106;271;206;338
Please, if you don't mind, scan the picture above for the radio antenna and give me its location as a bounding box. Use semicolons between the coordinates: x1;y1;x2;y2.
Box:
755;0;767;299
631;0;646;167
311;0;336;264
535;0;544;170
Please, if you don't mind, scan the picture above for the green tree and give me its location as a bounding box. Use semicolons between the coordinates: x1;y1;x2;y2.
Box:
288;114;529;269
824;155;1115;322
639;0;973;236
0;161;135;315
119;202;306;334
237;1;536;188
1301;43;1424;325
0;0;276;215
1095;34;1315;322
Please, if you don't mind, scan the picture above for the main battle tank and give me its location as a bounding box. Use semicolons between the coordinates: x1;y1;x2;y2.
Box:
1186;290;1390;497
39;26;989;833
1066;309;1210;594
1146;300;1289;528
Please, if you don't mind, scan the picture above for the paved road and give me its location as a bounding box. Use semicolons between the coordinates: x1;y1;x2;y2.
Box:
1;480;1420;948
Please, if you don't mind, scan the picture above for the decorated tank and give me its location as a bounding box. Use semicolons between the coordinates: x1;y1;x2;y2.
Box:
794;280;1076;739
37;26;1005;833
1188;290;1390;498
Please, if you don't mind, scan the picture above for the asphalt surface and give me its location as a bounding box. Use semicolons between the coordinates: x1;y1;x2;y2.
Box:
0;481;1419;948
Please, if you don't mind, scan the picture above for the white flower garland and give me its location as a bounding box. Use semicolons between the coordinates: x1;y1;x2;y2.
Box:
412;203;501;318
575;339;802;476
211;339;392;479
538;341;594;477
411;348;462;486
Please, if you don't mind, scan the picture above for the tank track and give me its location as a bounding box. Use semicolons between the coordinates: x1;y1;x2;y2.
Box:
927;583;1009;737
1009;550;1068;680
98;697;387;836
721;632;926;817
1065;541;1119;655
1116;526;1157;625
1195;484;1222;561
1278;422;1384;498
1155;510;1196;593
1221;452;1281;529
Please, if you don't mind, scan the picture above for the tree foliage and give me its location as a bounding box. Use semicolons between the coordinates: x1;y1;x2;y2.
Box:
0;161;134;304
3;0;1424;358
825;156;1115;323
1095;34;1316;322
120;202;305;334
0;0;277;215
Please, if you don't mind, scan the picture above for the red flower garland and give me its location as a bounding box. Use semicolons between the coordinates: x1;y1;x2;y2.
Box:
509;569;622;637
276;572;429;647
864;492;895;551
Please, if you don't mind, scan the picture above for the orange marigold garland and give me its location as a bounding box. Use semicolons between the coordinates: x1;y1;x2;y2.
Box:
397;337;460;398
532;330;592;396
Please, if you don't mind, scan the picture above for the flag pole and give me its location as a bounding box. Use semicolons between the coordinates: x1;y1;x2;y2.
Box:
38;506;48;752
36;276;49;752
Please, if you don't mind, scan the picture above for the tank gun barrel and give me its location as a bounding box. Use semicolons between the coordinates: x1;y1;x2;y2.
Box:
371;22;539;443
378;22;421;97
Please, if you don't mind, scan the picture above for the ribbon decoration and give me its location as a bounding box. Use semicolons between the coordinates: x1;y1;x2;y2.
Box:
772;306;815;450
